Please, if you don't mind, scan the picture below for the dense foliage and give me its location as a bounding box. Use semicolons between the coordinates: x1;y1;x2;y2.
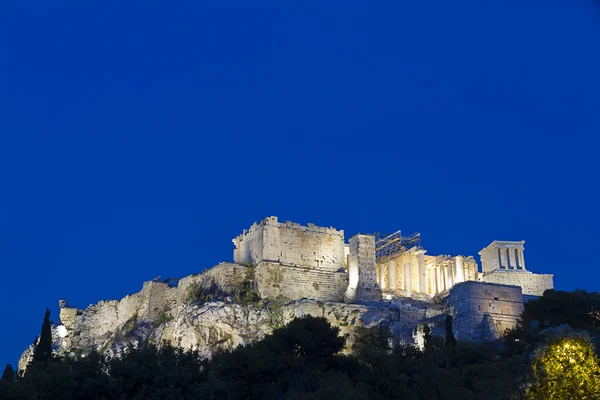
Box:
2;290;600;399
32;309;53;365
527;327;600;400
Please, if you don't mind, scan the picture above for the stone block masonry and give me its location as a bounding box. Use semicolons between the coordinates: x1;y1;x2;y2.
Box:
447;281;524;341
234;216;553;303
345;234;382;302
481;270;553;297
234;217;349;302
233;216;346;271
256;262;348;301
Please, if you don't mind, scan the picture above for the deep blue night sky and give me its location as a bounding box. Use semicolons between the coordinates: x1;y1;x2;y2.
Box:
1;1;599;369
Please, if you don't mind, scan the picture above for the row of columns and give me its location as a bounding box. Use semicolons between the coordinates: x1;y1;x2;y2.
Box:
497;247;526;270
378;254;468;295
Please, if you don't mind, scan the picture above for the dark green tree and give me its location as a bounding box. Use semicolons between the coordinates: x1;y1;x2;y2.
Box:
352;324;391;367
32;308;53;364
235;264;260;304
527;329;600;400
445;314;457;348
206;316;352;399
422;324;434;353
269;315;345;359
0;363;24;400
1;364;14;382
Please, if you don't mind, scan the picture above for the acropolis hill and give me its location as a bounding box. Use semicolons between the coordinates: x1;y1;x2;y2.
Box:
19;216;554;372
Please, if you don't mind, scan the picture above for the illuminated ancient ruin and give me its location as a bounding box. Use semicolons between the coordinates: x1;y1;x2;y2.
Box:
232;216;553;302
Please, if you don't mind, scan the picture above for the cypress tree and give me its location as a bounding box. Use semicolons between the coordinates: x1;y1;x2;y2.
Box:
1;364;14;382
445;314;457;347
423;324;434;353
32;308;53;364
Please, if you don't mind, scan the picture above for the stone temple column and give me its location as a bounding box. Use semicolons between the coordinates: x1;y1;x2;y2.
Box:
430;268;437;294
508;248;516;270
437;265;444;292
417;250;427;294
404;262;412;292
380;263;387;290
388;260;397;290
447;262;454;288
519;249;526;270
442;265;450;290
454;256;465;283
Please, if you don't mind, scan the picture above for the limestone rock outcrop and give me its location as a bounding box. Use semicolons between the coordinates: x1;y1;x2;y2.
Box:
19;263;439;373
19;217;550;372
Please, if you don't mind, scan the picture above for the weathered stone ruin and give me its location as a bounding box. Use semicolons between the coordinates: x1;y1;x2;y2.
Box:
232;216;553;301
19;216;554;373
478;241;554;299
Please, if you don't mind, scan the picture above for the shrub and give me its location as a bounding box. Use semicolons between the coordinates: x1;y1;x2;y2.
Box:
234;264;260;305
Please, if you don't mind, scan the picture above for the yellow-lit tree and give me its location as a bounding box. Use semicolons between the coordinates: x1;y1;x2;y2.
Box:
527;327;600;400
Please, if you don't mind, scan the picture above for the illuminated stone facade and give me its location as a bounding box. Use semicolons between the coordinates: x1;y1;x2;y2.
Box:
233;217;553;302
479;241;554;296
19;216;557;372
232;217;349;301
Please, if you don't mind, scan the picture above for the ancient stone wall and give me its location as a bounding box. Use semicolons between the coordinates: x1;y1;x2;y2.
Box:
345;234;382;302
447;281;523;341
177;263;248;305
463;257;478;282
481;270;553;297
479;241;526;273
232;218;268;265
256;262;348;301
233;217;346;271
59;306;78;332
233;217;349;302
138;281;169;321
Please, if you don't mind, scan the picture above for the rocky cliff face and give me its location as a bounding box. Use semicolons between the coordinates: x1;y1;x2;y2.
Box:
19;262;443;373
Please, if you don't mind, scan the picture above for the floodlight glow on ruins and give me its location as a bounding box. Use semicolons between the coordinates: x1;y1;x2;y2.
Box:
23;216;556;373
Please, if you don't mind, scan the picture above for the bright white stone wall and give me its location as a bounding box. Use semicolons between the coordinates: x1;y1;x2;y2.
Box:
256;262;348;301
481;270;553;297
345;234;382;302
233;217;349;302
479;241;526;273
233;216;345;271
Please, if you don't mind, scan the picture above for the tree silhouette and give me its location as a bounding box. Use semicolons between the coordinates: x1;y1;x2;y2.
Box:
32;308;53;364
445;314;457;348
1;364;14;382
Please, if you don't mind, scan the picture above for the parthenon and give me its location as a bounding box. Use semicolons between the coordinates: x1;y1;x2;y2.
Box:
374;231;478;297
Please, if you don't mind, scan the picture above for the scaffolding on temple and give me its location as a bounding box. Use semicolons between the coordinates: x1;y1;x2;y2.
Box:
374;230;422;262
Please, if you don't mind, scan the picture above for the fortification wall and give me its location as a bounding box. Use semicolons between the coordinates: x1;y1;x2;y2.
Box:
177;263;248;305
481;270;553;297
232;219;267;265
59;263;252;353
256;262;348;301
138;281;168;321
448;281;523;341
59;306;78;332
233;217;346;271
